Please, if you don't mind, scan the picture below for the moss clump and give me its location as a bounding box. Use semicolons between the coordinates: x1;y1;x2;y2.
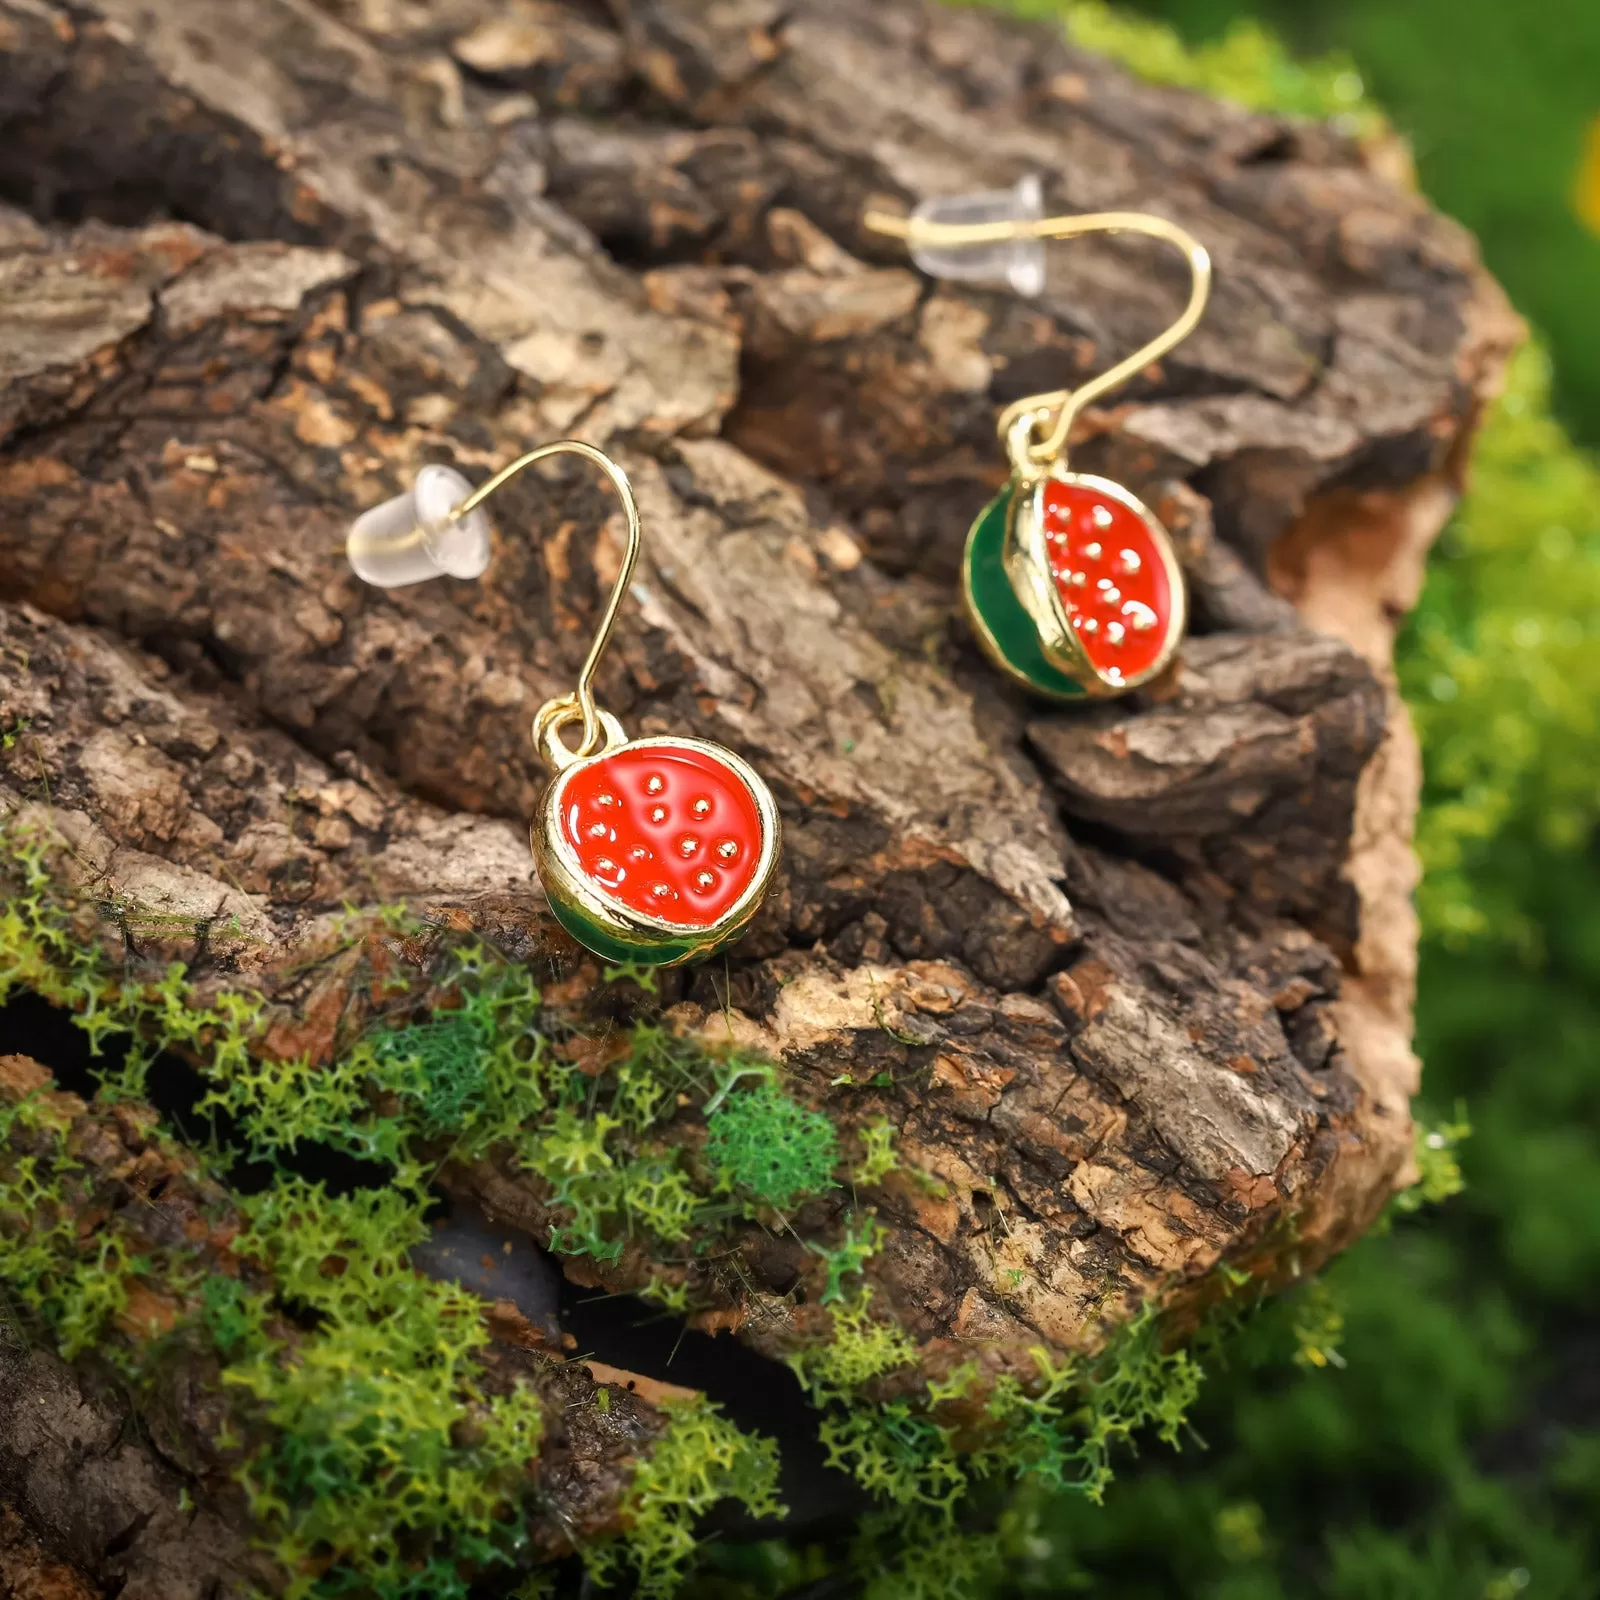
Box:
852;1117;899;1186
704;1083;839;1210
788;1294;1204;1536
962;0;1382;132
0;824;794;1595
788;1288;920;1395
586;1394;783;1598
369;1010;494;1131
854;1518;1009;1600
815;1212;889;1305
822;1402;970;1514
0;1068;551;1599
1402;342;1600;953
1394;1110;1471;1216
226;1179;548;1600
975;1315;1204;1502
0;1089;132;1359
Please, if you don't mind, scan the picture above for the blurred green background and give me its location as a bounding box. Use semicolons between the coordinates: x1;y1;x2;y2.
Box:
713;4;1600;1595
981;4;1600;1597
1125;0;1600;448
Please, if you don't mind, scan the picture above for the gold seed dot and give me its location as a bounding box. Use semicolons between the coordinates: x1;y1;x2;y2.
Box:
1091;505;1114;529
1083;541;1103;560
1106;621;1126;645
678;835;700;858
595;792;617;808
651;882;675;900
649;805;667;824
694;871;715;890
717;840;739;861
1119;548;1142;575
645;774;664;795
587;822;609;839
691;797;712;818
1081;617;1099;634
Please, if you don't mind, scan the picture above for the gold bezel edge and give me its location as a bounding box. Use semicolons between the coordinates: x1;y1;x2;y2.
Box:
534;735;782;958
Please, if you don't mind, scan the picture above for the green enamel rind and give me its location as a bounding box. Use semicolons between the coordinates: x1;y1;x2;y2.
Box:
962;484;1089;701
545;898;704;967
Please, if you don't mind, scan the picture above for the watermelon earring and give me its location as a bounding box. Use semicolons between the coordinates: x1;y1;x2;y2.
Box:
865;184;1212;700
347;441;782;966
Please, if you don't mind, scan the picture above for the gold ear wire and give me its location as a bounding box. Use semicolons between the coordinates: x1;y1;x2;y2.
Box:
449;440;642;759
864;206;1212;478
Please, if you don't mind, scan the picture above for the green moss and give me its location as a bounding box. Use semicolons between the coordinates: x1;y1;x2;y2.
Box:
788;1289;920;1397
529;1108;699;1262
704;1084;839;1211
1289;1279;1347;1372
0;826;797;1595
0;1080;553;1600
943;1314;1205;1505
587;1395;783;1599
1;837;799;1273
786;1295;1207;1544
1393;1109;1472;1216
1402;343;1600;954
815;1212;889;1306
855;1517;1009;1600
1061;0;1380;128
370;1011;494;1131
0;1085;173;1364
637;1272;694;1317
951;0;1380;131
853;1118;900;1187
226;1181;548;1600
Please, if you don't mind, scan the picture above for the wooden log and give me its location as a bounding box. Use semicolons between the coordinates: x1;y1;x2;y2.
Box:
0;0;1521;1590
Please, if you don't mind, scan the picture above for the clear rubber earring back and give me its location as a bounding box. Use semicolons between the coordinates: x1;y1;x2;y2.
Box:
346;463;491;589
909;174;1045;298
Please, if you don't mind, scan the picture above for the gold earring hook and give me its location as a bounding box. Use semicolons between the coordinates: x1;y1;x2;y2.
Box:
864;204;1211;478
450;440;642;759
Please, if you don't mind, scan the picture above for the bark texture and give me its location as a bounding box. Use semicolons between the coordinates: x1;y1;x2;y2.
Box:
0;0;1520;1590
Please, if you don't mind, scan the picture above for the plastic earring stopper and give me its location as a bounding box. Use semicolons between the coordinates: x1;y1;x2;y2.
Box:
909;174;1045;298
346;463;491;588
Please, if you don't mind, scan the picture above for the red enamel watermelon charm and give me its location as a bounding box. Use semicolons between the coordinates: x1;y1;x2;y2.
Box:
532;716;781;967
967;469;1186;699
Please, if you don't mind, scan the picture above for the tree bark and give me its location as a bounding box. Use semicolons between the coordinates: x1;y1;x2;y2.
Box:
0;0;1520;1591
